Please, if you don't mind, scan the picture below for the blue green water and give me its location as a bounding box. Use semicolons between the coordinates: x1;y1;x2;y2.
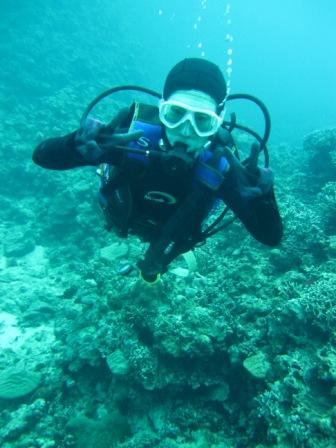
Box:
2;0;335;143
1;1;336;447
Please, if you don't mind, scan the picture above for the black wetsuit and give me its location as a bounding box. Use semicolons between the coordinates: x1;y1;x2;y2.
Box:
33;111;283;276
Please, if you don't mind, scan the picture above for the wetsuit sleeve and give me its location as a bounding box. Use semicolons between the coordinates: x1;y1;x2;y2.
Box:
33;131;91;170
32;130;126;170
32;107;134;171
218;172;283;246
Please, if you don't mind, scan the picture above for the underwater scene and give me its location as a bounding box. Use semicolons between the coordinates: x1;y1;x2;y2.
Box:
0;0;336;447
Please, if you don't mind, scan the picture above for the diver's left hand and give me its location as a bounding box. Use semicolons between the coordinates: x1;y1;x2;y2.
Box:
216;129;274;198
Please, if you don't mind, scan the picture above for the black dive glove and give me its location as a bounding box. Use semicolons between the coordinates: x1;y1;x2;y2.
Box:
216;129;274;198
75;109;143;165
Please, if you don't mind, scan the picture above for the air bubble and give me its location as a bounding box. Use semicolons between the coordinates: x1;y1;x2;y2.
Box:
223;3;233;94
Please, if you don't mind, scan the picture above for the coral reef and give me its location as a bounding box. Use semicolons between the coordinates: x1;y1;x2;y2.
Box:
0;366;41;400
1;2;336;446
303;128;336;191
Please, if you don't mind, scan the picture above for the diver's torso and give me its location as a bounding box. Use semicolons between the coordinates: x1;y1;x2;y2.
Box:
127;162;194;237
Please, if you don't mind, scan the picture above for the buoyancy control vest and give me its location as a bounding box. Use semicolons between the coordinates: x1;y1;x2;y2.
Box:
97;102;230;241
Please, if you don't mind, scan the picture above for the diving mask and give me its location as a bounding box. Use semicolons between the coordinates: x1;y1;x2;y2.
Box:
159;99;224;137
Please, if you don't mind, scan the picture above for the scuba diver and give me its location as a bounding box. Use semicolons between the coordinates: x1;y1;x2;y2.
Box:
33;58;283;283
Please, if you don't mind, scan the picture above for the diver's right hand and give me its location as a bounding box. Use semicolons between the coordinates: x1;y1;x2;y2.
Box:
75;109;143;165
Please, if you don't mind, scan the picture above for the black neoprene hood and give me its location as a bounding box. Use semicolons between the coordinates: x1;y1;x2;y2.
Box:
163;58;227;105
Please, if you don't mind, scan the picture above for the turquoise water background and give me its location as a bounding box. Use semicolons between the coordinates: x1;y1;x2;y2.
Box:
2;0;335;144
1;2;336;447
